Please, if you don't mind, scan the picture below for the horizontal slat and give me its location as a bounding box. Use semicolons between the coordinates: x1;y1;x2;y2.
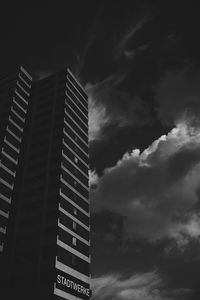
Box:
62;164;88;191
61;152;88;179
11;106;25;122
15;90;28;105
0;178;14;190
67;75;87;103
6;126;22;142
0;209;9;218
59;189;89;217
17;81;30;96
65;110;88;140
20;66;32;81
54;286;83;300
59;205;89;231
9;116;23;132
0;193;11;204
55;257;90;283
0;162;16;177
4;137;20;153
65;95;87;120
66;84;87;113
67;68;86;94
18;74;31;88
62;137;88;168
64;119;88;148
60;177;88;204
57;238;90;263
58;220;89;246
13;98;27;113
64;105;87;130
2;149;18;164
63;130;88;159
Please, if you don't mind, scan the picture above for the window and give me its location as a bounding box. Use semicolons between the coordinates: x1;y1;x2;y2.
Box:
73;207;77;215
72;254;76;265
72;237;76;246
74;157;78;164
73;221;76;230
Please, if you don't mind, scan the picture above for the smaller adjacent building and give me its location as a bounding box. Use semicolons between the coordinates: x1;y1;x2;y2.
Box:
0;66;32;254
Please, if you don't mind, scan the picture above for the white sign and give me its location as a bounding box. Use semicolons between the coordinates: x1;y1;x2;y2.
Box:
57;274;90;297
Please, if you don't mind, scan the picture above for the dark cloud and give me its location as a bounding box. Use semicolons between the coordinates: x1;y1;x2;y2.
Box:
166;146;200;183
113;17;149;61
154;66;200;125
87;81;151;141
86;2;200;151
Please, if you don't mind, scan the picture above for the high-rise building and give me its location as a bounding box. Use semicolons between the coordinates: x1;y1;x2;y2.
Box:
0;67;90;300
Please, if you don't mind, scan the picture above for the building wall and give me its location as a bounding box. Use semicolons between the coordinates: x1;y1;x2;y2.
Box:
0;66;32;257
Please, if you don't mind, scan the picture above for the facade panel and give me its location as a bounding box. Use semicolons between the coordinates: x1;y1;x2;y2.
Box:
55;70;90;300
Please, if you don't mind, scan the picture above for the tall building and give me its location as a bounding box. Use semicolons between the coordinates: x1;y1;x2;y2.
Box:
0;67;90;300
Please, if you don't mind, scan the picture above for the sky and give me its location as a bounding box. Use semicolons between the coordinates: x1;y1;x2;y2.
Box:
1;0;200;299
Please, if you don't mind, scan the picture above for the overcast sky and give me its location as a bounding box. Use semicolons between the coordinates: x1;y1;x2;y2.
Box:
1;1;200;299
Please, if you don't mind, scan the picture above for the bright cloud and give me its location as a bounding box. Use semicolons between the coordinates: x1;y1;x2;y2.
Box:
91;120;200;246
89;169;99;188
87;91;109;141
92;271;192;300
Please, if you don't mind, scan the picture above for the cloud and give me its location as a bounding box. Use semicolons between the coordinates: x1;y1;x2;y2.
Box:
87;88;109;141
92;271;192;300
91;120;200;247
154;66;200;126
35;70;53;79
89;169;99;188
86;81;150;141
114;17;148;60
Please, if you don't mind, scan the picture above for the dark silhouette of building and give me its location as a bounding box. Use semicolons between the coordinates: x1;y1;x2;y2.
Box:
0;67;90;300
